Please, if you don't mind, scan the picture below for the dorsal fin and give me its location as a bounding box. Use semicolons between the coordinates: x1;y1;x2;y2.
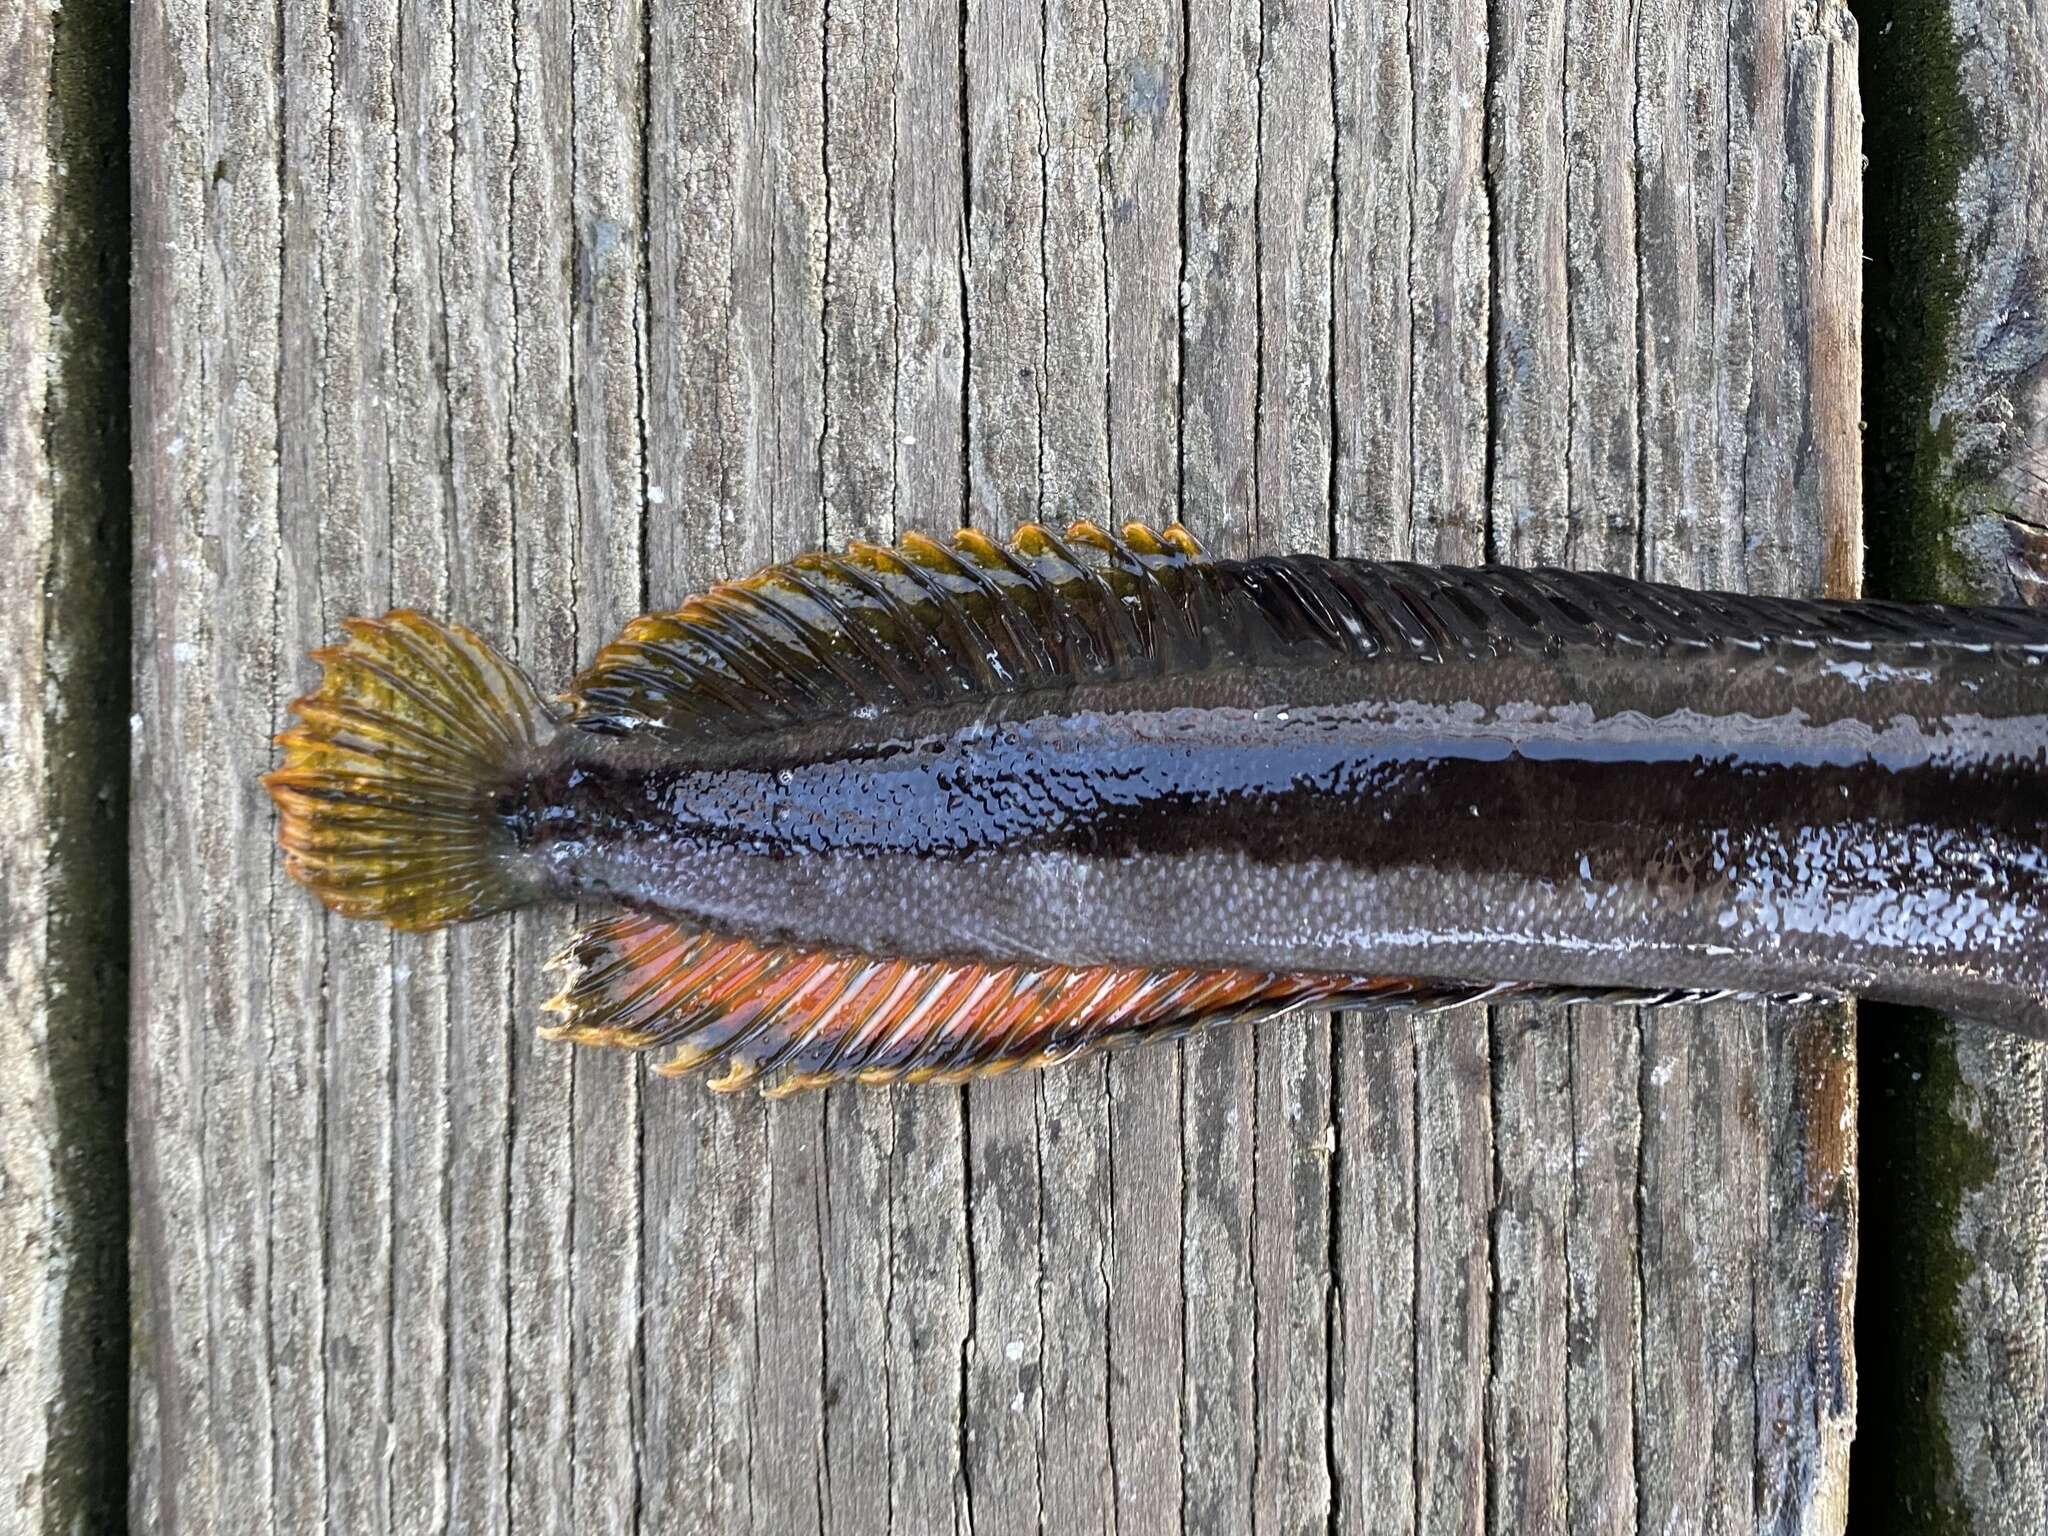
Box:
567;520;1218;740
538;913;1792;1095
567;520;2048;743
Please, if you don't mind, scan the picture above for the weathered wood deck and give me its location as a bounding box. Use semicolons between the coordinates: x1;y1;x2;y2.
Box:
4;0;1928;1529
122;0;1867;1530
3;2;129;1530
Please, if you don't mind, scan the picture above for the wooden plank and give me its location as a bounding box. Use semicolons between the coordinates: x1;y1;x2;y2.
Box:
1;2;128;1532
132;0;290;1524
871;9;972;1529
1405;2;1497;1531
960;3;1058;1526
278;4;399;1528
1554;8;1645;1525
644;1;837;1530
1178;3;1262;1527
1941;1030;2048;1528
385;7;456;1533
816;9;901;1536
1945;1;2048;1517
1941;0;2048;588
502;1;584;1525
1635;11;1861;1536
1029;15;1118;1477
1250;10;1339;1536
1482;1;1571;1528
442;2;519;1524
568;0;651;1527
130;1;1865;1530
965;5;1111;1533
1101;19;1188;1525
0;40;58;1532
1478;36;1648;1536
1329;5;1421;1529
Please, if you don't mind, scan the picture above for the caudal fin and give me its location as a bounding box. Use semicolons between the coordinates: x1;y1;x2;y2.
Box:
263;611;560;930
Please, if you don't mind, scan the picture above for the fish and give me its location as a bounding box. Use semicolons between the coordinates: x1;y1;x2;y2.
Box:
263;519;2048;1094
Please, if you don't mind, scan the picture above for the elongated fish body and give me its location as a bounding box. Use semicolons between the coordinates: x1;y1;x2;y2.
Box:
266;522;2048;1093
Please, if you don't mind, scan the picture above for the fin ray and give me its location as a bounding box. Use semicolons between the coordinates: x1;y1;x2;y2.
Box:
568;520;2048;745
541;913;1567;1094
540;914;1834;1093
264;611;559;929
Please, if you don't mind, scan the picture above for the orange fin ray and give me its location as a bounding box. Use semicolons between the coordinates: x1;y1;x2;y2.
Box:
539;912;1481;1095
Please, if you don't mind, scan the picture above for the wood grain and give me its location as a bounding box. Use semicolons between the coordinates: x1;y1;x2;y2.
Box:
129;0;1865;1529
3;2;128;1532
1897;0;2048;1523
0;0;60;1516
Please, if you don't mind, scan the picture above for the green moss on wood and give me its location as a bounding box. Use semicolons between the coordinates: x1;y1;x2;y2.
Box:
40;1;130;1531
1850;1010;1997;1535
1848;2;2005;1533
1857;0;1977;604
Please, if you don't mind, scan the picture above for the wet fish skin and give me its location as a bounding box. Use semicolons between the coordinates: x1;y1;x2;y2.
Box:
524;637;2048;1031
264;522;2048;1091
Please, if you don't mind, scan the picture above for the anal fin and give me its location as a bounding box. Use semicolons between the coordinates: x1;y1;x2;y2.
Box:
540;914;1814;1094
541;913;1454;1095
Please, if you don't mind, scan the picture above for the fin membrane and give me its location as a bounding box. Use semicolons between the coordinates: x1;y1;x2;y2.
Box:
265;611;559;929
540;912;1414;1094
568;520;1212;742
540;913;1769;1095
565;520;2048;746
